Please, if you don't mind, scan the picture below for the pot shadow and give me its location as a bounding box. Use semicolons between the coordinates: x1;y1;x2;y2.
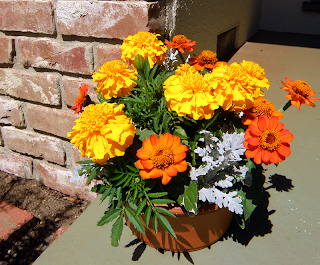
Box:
125;174;294;263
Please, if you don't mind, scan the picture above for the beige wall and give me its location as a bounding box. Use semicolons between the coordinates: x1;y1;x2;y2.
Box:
165;0;263;55
260;0;320;35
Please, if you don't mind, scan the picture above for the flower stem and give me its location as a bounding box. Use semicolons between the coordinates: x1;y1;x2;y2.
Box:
279;100;292;113
178;51;185;64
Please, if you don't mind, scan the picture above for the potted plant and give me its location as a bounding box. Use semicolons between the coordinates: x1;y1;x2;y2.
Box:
67;32;318;252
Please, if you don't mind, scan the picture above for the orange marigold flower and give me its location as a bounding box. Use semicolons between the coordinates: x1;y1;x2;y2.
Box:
71;84;89;114
242;97;283;125
189;50;223;71
280;77;319;111
164;35;196;53
243;115;293;165
135;133;188;185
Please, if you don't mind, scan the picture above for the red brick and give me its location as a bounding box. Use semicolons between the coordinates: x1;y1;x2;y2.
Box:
0;200;35;241
17;37;92;75
72;146;90;165
0;148;32;178
33;161;97;201
56;1;158;39
95;44;122;69
0;97;24;127
26;104;78;139
0;36;14;64
0;69;60;105
1;127;65;165
62;76;98;108
0;0;54;34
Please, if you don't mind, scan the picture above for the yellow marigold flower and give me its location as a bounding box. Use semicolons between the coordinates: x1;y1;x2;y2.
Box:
241;60;270;96
67;103;136;165
121;32;167;68
163;71;219;120
92;60;137;100
210;62;265;112
175;63;198;76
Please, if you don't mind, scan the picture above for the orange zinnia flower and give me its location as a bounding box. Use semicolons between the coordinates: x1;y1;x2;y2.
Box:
189;50;224;71
135;133;188;185
71;84;89;114
243;115;293;165
242;97;283;125
164;35;196;53
280;77;319;111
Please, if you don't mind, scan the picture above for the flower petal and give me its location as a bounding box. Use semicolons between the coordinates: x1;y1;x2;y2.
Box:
140;159;154;170
136;148;151;159
161;171;172;185
257;115;268;131
280;129;294;143
277;143;291;157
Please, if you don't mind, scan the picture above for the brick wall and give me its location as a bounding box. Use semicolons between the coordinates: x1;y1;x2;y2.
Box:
0;0;165;201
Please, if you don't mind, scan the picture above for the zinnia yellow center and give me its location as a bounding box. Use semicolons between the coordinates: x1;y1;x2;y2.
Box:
173;35;188;44
252;98;273;117
259;129;282;151
292;80;312;97
199;50;218;65
150;144;174;169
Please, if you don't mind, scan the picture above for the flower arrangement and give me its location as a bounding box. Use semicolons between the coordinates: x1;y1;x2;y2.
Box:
68;32;318;247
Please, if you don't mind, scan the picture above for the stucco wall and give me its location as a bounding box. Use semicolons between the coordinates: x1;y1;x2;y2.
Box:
165;0;263;56
260;0;320;35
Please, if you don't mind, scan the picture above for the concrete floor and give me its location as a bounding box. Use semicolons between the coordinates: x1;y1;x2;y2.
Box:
34;31;320;265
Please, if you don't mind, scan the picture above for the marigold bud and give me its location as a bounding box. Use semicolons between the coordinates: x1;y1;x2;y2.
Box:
134;54;145;70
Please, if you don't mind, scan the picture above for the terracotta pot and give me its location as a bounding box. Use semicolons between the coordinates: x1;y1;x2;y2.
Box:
125;203;233;252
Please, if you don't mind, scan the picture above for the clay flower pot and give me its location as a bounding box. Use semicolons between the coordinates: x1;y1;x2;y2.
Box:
125;203;233;252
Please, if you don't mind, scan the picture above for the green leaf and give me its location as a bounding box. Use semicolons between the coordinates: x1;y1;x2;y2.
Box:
147;192;168;198
144;204;152;227
125;164;140;172
155;207;176;218
76;159;94;165
157;214;177;239
97;208;122;226
136;128;156;142
177;181;198;214
136;197;148;216
173;126;188;139
150;199;176;205
86;167;99;185
144;56;151;79
152;214;158;234
108;187;117;204
100;186;113;202
111;215;124;247
128;200;138;211
109;173;124;182
91;184;107;193
124;207;145;234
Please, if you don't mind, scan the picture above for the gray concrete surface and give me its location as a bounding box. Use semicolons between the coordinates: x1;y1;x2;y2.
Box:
34;31;320;265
